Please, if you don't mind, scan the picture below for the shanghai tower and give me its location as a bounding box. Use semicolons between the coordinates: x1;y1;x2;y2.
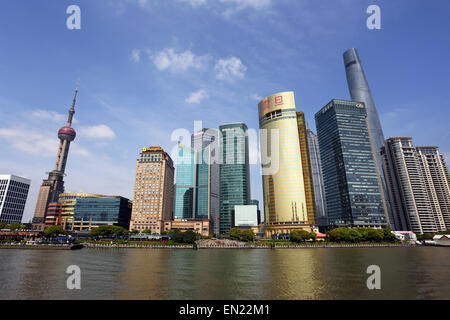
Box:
343;48;393;225
32;84;78;231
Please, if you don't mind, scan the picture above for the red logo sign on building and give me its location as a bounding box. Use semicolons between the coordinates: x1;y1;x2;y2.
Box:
262;99;270;113
274;96;283;106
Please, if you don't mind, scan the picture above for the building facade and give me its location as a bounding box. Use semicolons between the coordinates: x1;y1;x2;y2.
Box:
315;99;387;228
163;219;211;237
344;48;392;226
0;175;31;224
57;192;103;230
174;144;195;220
32;86;79;231
307;129;328;229
174;129;220;235
72;196;132;231
258;92;313;238
416;146;450;230
130;147;175;233
219;123;251;235
296;112;316;224
381;138;434;233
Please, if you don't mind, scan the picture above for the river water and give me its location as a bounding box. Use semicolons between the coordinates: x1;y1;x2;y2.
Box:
0;247;449;300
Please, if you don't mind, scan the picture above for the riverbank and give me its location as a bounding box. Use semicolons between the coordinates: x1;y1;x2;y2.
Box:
0;243;83;250
81;242;418;249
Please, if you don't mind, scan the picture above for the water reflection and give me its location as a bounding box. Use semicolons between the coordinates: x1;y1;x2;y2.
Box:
0;247;449;300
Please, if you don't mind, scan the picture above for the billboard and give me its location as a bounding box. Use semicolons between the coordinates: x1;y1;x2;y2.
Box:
234;205;258;227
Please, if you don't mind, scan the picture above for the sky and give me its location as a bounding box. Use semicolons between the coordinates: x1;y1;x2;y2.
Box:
0;0;449;223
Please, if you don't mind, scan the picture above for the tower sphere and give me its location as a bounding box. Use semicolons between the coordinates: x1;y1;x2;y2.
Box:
58;126;76;141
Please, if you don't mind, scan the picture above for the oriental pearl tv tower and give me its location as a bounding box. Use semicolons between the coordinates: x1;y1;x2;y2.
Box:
32;84;79;231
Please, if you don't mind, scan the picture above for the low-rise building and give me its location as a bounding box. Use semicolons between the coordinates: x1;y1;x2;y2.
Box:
433;235;450;246
163;219;211;237
72;196;132;231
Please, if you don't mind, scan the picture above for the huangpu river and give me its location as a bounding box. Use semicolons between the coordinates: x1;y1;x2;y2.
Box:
0;247;449;300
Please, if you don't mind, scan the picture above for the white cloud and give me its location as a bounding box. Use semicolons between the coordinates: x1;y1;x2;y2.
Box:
185;89;209;104
130;48;141;62
136;0;149;8
220;0;272;16
78;125;116;140
29;109;78;124
214;56;247;81
250;93;262;101
220;0;271;10
178;0;207;6
0;127;91;157
151;48;211;73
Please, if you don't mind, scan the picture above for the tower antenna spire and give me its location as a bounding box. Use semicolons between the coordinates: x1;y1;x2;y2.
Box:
67;79;79;126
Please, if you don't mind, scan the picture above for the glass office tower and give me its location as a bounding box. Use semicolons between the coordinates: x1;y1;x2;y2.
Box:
315;99;387;228
307;130;328;229
219;123;251;234
344;48;391;225
174;144;195;219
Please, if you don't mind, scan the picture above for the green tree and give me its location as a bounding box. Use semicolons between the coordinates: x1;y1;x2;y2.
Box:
417;233;434;241
240;229;255;242
182;230;200;244
229;228;242;241
366;228;384;242
8;223;23;231
44;225;67;238
0;222;8;229
171;229;184;243
309;232;317;241
382;228;396;242
90;225;129;238
291;229;311;242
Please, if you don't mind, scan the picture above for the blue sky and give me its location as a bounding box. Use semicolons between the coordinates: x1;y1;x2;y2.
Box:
1;0;449;223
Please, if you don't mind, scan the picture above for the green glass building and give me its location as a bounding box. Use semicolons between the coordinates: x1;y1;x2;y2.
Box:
219;123;251;234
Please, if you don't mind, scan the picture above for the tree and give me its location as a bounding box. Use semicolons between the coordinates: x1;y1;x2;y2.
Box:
8;223;23;231
182;230;200;244
0;222;8;229
417;233;434;241
171;229;184;243
44;225;67;238
142;229;152;234
90;225;129;238
291;230;311;242
382;228;396;242
240;230;255;242
229;228;242;241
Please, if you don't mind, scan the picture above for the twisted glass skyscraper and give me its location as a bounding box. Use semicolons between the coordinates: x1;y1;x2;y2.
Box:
344;48;391;225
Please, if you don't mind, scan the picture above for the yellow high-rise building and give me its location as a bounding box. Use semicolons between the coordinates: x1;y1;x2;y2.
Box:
258;92;314;238
296;111;316;224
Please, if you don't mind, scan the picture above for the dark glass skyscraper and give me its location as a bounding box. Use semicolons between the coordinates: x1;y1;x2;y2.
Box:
219;123;251;234
307;129;328;229
315;99;387;228
344;48;391;225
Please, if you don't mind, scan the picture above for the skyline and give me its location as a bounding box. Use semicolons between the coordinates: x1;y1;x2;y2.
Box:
1;1;450;223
